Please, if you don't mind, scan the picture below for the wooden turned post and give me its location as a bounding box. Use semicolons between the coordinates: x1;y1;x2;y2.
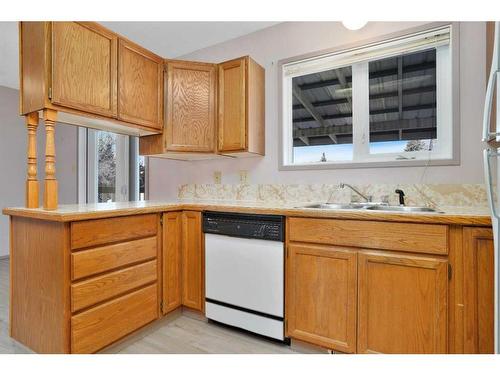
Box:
43;109;58;210
25;112;40;208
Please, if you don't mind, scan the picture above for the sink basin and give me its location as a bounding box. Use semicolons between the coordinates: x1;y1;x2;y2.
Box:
297;203;441;213
365;205;440;213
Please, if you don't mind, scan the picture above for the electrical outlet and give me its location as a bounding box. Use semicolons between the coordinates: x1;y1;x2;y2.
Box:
239;170;249;184
213;171;222;184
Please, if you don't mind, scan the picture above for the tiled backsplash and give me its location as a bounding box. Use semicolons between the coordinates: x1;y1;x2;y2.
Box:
178;183;489;208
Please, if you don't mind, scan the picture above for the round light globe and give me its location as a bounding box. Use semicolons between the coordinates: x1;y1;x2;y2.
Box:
342;20;367;31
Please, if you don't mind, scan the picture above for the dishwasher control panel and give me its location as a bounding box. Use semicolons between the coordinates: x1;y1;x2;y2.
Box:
203;212;285;242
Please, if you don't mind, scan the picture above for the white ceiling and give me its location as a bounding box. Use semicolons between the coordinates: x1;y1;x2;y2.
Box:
0;21;279;90
101;22;279;58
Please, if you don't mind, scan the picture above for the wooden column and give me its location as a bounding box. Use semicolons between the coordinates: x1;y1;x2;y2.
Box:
43;109;58;210
25;112;40;208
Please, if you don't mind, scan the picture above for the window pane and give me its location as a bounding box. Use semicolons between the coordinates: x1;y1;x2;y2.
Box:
139;156;146;201
368;49;437;154
97;131;117;203
292;65;353;163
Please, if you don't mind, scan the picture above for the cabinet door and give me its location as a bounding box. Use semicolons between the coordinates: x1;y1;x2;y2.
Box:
118;39;163;130
182;211;204;312
286;244;357;353
166;61;216;152
358;251;448;354
218;57;247;152
463;227;494;354
51;22;117;117
162;212;182;314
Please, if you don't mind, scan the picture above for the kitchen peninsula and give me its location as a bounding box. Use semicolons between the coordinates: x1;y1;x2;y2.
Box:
3;200;494;354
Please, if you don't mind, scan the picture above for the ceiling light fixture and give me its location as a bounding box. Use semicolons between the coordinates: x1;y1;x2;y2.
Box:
342;20;367;31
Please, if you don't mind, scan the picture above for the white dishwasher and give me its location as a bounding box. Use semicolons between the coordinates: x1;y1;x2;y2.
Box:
203;212;285;341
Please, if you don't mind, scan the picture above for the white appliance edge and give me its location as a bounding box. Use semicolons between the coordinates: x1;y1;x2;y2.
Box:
482;21;500;354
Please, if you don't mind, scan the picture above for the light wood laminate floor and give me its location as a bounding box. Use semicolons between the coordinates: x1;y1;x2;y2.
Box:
0;258;296;354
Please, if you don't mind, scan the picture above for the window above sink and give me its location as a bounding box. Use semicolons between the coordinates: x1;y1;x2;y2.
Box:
279;23;460;170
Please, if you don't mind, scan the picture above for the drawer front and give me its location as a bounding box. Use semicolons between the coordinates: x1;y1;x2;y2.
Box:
71;284;158;353
71;236;157;280
288;218;448;255
71;214;157;250
71;260;157;312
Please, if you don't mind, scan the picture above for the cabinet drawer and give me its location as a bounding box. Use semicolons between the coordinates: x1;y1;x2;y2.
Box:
71;284;158;353
71;214;157;250
71;260;157;312
288;218;448;255
71;236;157;280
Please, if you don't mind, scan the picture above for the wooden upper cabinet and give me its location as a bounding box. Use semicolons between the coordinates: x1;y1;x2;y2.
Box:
463;227;494;354
181;211;204;312
19;22;162;136
165;61;216;152
218;56;265;156
286;244;357;353
162;212;183;314
118;39;164;130
357;251;448;354
51;22;117;117
218;57;246;152
140;55;266;159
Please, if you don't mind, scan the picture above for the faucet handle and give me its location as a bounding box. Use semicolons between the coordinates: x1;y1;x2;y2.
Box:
395;189;406;206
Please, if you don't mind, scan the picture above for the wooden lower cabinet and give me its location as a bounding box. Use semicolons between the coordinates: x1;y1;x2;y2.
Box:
161;211;205;315
71;284;158;354
162;212;183;313
357;251;448;354
9;213;162;354
463;227;495;354
67;214;161;353
286;244;357;353
71;260;157;312
8;210;495;354
181;211;205;312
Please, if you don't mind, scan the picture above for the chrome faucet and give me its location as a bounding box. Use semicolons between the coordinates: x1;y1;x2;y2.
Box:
339;182;372;203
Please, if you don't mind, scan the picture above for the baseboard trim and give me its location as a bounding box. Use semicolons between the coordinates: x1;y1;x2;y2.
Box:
290;338;332;354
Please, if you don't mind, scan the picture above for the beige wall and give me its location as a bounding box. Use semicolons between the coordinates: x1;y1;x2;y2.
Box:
148;21;487;201
0;86;78;256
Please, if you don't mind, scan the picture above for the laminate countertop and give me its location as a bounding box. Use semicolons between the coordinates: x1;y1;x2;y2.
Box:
2;200;492;226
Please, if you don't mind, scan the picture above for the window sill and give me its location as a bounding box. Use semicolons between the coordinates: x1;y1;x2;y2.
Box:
279;156;460;171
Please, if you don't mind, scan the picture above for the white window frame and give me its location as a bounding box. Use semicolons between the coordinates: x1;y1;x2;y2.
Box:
278;23;460;170
87;129;129;203
78;128;146;204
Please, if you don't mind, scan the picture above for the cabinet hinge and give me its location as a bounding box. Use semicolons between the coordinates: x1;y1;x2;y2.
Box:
160;301;164;311
160;216;163;226
448;264;452;280
48;87;52;100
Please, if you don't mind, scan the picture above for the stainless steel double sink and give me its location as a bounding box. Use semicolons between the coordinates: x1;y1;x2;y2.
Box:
298;202;440;213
